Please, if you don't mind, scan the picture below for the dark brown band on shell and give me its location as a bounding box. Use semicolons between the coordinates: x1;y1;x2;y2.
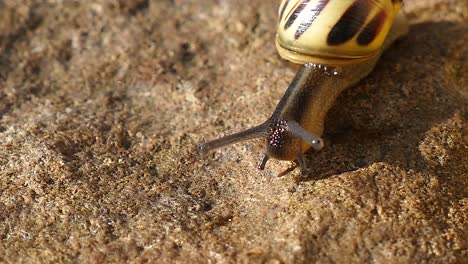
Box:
327;0;369;46
294;0;330;39
284;0;311;30
357;10;387;45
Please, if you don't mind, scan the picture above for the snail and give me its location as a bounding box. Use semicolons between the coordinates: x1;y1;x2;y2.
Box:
199;0;409;174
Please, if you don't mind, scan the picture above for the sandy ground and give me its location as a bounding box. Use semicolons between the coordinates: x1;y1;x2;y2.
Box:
0;0;466;263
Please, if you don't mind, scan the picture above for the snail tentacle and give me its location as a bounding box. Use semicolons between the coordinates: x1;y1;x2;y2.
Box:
258;154;270;170
287;121;324;151
296;152;308;176
198;122;269;155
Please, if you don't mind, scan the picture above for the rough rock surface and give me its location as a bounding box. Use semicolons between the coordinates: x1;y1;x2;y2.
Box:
0;0;466;263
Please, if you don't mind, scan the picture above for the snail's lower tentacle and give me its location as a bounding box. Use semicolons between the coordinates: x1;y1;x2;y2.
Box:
258;154;270;170
296;152;308;176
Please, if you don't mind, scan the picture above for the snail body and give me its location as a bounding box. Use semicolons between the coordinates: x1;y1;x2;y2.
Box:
199;0;408;174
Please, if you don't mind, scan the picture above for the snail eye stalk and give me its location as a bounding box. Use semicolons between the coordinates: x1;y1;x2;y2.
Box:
287;121;324;151
198;123;269;155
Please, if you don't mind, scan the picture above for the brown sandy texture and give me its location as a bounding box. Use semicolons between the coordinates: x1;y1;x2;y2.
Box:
0;0;466;263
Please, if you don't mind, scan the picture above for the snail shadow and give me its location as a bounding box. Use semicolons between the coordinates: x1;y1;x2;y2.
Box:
301;21;466;182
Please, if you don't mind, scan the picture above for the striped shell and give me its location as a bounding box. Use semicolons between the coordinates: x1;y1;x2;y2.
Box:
276;0;403;65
